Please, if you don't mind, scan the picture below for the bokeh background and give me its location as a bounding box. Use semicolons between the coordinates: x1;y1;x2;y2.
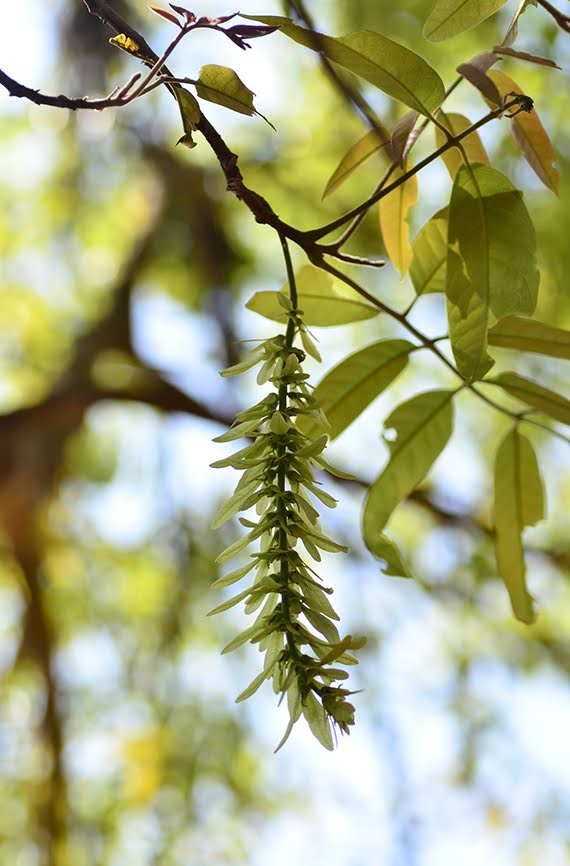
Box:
0;1;569;865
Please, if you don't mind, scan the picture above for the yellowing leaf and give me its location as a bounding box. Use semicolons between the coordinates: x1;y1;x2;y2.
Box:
243;16;445;116
488;316;570;360
490;372;570;425
109;33;141;54
410;208;448;295
487;69;559;194
299;339;414;439
435;112;489;179
363;390;454;551
494;428;545;623
379;161;418;278
446;165;539;381
323;127;390;199
423;0;509;42
246;265;379;326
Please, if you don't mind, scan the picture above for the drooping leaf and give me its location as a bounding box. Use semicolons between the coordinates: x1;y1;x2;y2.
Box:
435;112;489;179
174;86;201;148
486;69;560;194
390;111;420;167
379;161;418;278
368;533;415;578
195;64;273;126
423;0;509;42
299;339;415;439
492;45;560;68
456;62;502;105
302;691;334;750
409;207;448;295
322;126;391;199
488;316;570;360
246;265;379;326
242;15;445;116
446;164;539;381
494;428;544;623
489;372;570;425
363;390;454;552
502;0;539;47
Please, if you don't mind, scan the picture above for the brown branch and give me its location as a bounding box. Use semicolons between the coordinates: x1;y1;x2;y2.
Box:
537;0;570;34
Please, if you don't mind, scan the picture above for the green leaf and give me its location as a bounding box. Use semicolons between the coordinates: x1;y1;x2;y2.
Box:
379;161;418;278
435;112;489;179
323;127;391;199
363;390;454;551
195;64;273;127
246;265;379;326
173;86;201;149
410;208;448;295
494;428;544;623
235;669;270;703
299;339;414;440
423;0;509;42
243;16;445;116
489;372;570;425
302;691;334;750
368;533;415;578
211;559;256;589
446;164;539;381
488;316;570;360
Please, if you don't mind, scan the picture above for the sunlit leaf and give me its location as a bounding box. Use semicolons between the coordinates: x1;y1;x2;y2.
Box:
322;127;391;199
196;64;273;126
489;372;570;425
487;70;560;194
363;390;454;552
243;15;445;116
379;161;418;277
300;339;415;440
446;164;539;381
367;533;415;578
488;316;570;360
435;112;489;179
246;265;379;326
423;0;509;42
409;207;447;295
494;428;544;623
302;691;334;750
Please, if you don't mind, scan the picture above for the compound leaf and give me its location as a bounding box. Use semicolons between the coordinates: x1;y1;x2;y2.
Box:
487;69;560;194
323;127;391;199
410;208;448;295
494;428;545;623
379;161;418;277
490;372;570;425
247;265;379;326
243;15;445;116
446;164;539;381
488;316;570;360
435;111;489;179
300;339;415;439
424;0;509;42
363;390;454;551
